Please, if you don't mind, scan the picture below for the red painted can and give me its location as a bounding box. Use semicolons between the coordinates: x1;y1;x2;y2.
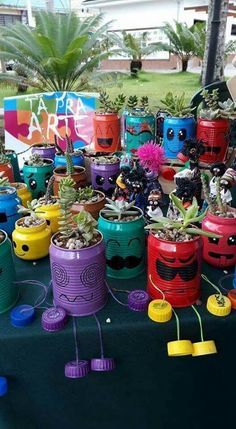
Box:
202;210;236;268
0;162;14;182
94;113;121;153
147;233;203;308
197;118;229;164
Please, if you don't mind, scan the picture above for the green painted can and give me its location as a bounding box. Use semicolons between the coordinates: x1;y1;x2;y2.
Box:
6;150;22;182
23;159;54;199
98;208;145;279
0;230;18;314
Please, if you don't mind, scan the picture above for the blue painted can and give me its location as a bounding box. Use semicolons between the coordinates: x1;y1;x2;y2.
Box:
163;117;196;159
0;187;21;235
54;151;84;168
124;112;155;153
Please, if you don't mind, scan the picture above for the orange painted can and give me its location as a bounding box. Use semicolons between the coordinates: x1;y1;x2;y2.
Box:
94;113;121;153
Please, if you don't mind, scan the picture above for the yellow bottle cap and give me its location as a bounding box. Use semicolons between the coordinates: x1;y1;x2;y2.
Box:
207;294;231;317
148;299;172;323
192;340;217;357
167;340;193;357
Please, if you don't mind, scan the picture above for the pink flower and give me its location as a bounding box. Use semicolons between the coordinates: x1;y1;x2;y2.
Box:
137;142;165;174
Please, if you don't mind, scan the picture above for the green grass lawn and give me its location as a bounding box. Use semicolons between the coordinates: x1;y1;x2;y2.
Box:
0;71;201;110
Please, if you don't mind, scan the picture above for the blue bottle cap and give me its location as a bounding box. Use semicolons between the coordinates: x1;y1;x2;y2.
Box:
0;377;8;396
10;305;35;327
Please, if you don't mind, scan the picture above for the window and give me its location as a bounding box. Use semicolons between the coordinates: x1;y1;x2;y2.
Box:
231;24;236;36
0;14;21;26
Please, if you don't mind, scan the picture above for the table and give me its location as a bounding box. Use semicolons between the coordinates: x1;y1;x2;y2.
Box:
0;252;235;429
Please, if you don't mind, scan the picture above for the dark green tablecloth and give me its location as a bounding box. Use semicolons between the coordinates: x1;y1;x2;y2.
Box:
0;253;235;429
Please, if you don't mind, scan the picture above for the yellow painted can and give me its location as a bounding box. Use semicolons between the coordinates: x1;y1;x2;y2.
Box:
35;202;61;233
12;218;51;260
11;183;32;207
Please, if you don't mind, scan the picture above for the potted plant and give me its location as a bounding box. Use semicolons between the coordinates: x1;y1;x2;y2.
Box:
124;96;155;153
70;186;105;220
23;153;54;199
146;194;220;308
0;229;19;314
197;89;236;164
94;91;126;153
31;138;56;162
0;150;14;182
0;185;21;235
98;199;145;279
53;152;87;196
160;92;195;159
54;135;84;168
91;155;120;197
201;173;236;268
0;138;21;182
12;202;51;260
32;177;61;233
49;177;107;316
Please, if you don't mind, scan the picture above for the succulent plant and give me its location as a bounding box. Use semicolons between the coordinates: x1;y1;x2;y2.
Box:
160;92;193;118
0;175;10;186
98;91;126;114
0;152;9;164
199;89;236;120
76;186;94;202
145;193;221;241
101;198;139;221
27;153;45;166
92;155;119;165
65;152;75;175
126;95;151;115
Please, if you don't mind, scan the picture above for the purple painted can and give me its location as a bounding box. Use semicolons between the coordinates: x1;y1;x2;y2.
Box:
91;160;120;197
49;233;107;316
31;144;56;161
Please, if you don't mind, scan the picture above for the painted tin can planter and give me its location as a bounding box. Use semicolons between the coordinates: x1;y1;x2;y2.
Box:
12;218;51;260
197;118;229;164
91;160;120;197
6;150;21;182
202;210;236;268
147;234;203;308
23;159;54;199
94;113;121;153
0;230;19;314
53;166;87;196
125;113;155;153
35;202;61;233
49;233;107;316
156;110;169;142
0;162;14;182
31;144;56;162
54;151;84;168
98;208;145;279
71;191;105;220
0;186;21;235
163;116;196;159
11;183;32;208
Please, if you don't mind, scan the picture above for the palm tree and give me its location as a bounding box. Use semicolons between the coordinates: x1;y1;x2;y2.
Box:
152;21;199;72
121;31;157;75
0;11;115;92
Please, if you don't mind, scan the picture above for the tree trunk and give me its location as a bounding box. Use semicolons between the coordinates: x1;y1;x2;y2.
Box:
201;0;229;86
181;58;188;72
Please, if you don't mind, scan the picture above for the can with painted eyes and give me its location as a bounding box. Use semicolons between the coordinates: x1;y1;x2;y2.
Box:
23;159;54;199
91;158;120;197
197;118;229;164
12;218;51;260
49;231;107;316
98;207;145;279
0;230;18;314
0;186;21;235
163;117;196;159
202;209;236;268
35;201;61;233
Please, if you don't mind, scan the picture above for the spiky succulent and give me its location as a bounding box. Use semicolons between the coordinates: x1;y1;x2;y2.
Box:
99;91;126;113
44;176;55;205
27;153;45;166
76;186;94;202
160;92;193;118
145;193;221;239
199;89;236;120
0;175;10;186
126;95;151;116
65;152;75;175
101;198;139;221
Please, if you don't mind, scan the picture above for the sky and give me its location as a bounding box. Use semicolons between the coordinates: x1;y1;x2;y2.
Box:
0;0;70;10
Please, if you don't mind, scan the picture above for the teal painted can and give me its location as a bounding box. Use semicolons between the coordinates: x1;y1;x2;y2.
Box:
6;151;21;183
124;112;155;153
98;208;145;279
0;230;18;314
23;159;54;199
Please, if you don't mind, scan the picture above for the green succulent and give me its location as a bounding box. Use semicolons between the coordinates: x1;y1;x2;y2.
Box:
199;89;236;120
160;92;193;118
99;91;126;113
73;211;97;245
101;198;139;221
58;177;77;238
126;95;151;115
0;175;10;186
145;193;221;239
65;152;75;175
76;186;94;202
0;152;8;164
27;153;45;166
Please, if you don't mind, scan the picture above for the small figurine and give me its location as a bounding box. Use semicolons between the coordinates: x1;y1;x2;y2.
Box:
137;142;165;209
209;162;227;199
146;189;163;222
112;153;134;201
124;163;147;211
167;170;196;220
220;168;236;205
177;138;205;205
